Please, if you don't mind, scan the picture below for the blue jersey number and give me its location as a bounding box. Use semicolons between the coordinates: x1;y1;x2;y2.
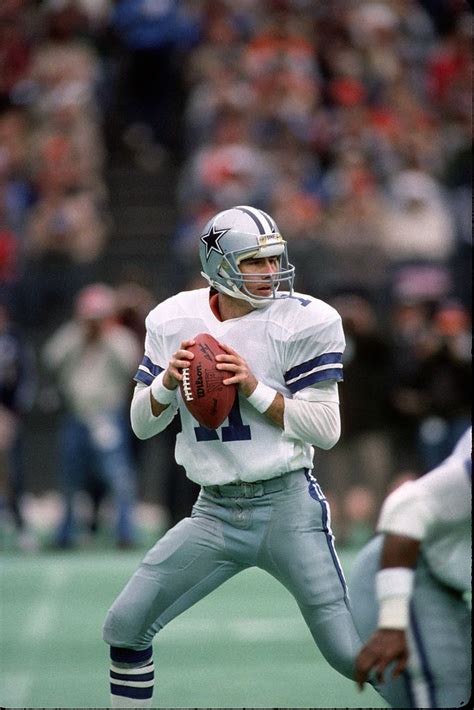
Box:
194;397;251;442
294;296;311;307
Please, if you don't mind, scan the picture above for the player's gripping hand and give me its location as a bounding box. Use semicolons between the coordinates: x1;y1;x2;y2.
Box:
163;339;196;389
354;628;408;690
215;343;258;397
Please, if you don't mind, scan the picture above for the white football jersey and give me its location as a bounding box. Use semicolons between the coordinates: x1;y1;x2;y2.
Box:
377;427;472;592
134;288;345;485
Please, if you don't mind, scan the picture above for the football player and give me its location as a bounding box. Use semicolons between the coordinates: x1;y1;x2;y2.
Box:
352;426;471;708
103;205;367;707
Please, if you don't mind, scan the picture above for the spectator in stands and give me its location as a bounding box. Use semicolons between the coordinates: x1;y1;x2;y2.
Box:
378;165;455;300
0;102;36;312
178;106;272;211
0;1;32;100
42;283;140;548
0;298;37;550
0;218;21;307
388;295;471;474
21;183;107;333
315;293;394;541
5;0;110;334
411;299;471;470
114;279;155;345
111;0;200;159
182;4;251;149
387;297;427;471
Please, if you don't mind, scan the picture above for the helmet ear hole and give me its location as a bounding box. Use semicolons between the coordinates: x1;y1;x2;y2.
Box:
218;258;243;291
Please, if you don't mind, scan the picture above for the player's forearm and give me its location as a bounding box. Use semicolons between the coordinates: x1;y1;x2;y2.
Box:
283;397;340;449
130;384;178;439
375;534;420;631
149;391;169;417
381;534;420;570
245;384;340;449
263;391;285;427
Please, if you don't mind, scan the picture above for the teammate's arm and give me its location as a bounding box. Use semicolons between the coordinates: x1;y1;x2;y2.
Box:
353;441;471;690
354;533;419;689
354;480;428;688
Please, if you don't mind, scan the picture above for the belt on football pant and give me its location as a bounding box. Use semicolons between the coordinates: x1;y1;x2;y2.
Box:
203;471;303;499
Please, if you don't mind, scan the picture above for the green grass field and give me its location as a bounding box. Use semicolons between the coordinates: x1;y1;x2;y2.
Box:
1;542;388;709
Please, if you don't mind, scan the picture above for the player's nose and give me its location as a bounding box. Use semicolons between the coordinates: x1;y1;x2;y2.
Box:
260;258;278;272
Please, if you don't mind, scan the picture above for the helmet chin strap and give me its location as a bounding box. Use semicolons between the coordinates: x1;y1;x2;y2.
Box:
200;272;272;309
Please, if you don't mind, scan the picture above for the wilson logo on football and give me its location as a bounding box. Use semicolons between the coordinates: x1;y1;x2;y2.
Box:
195;363;205;398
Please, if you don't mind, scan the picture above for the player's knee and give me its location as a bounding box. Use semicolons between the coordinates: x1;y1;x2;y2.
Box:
103;604;140;648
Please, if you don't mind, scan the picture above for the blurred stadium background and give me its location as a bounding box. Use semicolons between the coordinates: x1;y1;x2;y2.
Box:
0;0;471;707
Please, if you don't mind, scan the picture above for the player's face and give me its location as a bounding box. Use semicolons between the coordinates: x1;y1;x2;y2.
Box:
238;256;280;298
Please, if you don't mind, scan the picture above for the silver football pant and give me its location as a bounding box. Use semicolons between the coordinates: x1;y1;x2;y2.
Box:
103;469;362;680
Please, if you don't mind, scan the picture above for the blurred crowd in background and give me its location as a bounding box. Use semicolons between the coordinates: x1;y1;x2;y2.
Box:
0;0;471;552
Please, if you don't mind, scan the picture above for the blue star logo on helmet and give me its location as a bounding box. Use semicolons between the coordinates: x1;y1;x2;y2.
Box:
200;224;230;260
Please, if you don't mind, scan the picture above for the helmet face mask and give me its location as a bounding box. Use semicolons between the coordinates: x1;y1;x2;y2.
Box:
199;205;295;308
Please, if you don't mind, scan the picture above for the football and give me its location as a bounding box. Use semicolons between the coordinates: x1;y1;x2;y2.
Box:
180;333;237;429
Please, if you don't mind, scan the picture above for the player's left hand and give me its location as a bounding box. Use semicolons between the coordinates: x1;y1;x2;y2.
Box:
215;343;258;397
354;629;408;690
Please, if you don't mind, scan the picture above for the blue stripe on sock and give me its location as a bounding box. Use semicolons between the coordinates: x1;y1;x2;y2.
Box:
111;683;153;700
110;669;154;682
110;646;152;664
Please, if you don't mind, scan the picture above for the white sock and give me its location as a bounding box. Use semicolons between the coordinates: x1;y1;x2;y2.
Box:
111;691;152;708
110;661;154;707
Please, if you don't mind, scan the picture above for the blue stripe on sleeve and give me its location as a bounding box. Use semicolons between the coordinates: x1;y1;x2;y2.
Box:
134;370;153;385
287;367;343;393
133;356;164;385
284;352;343;382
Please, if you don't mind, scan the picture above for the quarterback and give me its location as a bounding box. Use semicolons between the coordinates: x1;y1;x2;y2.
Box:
103;205;364;707
352;427;472;708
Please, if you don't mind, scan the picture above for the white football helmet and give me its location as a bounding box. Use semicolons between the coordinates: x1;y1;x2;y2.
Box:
199;205;295;308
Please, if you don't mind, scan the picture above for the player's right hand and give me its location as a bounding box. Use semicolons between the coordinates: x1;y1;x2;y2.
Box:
163;339;196;389
354;628;408;689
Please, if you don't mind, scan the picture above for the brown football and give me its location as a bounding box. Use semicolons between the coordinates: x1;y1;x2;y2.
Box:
180;333;237;429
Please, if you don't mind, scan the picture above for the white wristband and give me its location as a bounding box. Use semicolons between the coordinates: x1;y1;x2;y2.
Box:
246;382;277;413
151;371;177;405
376;567;414;630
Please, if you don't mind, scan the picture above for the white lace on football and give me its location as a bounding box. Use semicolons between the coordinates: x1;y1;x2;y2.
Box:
181;368;193;402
